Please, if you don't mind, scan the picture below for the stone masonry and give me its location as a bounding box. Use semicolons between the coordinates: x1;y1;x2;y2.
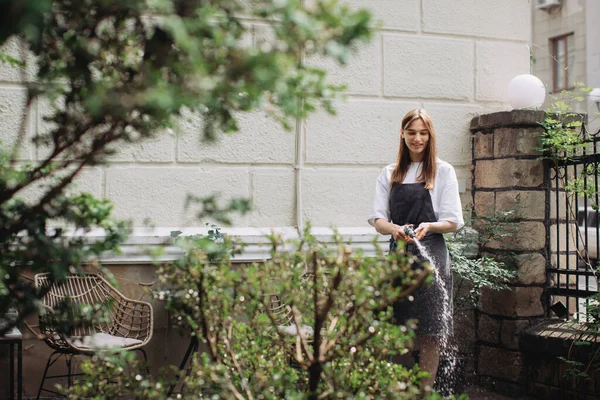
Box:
470;110;548;396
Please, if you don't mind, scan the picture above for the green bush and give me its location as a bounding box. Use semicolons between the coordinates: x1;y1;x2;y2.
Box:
66;226;445;399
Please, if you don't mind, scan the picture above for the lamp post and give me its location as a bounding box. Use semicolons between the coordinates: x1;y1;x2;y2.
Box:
507;74;546;109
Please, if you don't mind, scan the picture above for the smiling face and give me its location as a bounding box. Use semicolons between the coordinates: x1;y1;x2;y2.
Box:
402;118;430;162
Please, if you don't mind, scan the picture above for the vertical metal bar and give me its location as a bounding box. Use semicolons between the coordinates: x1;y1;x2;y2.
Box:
565;162;571;316
556;163;561;298
66;355;72;388
579;166;584;255
545;158;553;317
594;139;600;322
569;161;585;318
17;340;22;400
576;158;590;320
10;342;14;400
579;133;586;321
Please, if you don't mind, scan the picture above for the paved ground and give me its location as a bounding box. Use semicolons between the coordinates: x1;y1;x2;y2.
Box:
464;386;512;399
463;386;535;400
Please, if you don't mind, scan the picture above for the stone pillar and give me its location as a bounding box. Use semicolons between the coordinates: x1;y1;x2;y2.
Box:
470;110;548;396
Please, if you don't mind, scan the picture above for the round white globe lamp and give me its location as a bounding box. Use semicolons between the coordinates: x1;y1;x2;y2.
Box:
589;88;600;112
507;74;546;109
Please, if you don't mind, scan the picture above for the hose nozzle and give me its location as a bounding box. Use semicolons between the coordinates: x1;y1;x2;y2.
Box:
404;226;415;239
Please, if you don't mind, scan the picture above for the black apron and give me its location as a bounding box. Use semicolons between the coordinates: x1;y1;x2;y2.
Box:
389;182;453;337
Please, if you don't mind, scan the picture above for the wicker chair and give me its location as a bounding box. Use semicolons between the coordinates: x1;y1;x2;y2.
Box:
34;273;153;399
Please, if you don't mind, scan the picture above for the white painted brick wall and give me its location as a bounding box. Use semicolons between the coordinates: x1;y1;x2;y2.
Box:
36;97;56;161
68;167;104;198
105;167;251;226
0;86;33;160
0;2;532;229
383;35;474;100
423;103;484;166
177;109;295;164
106;130;175;163
0;39;24;82
36;96;176;163
250;168;295;226
18;167;103;206
305;99;419;164
302;168;380;226
252;23;279;47
454;165;472;207
476;41;531;102
304;33;382;96
422;0;531;41
0;37;37;82
341;0;419;32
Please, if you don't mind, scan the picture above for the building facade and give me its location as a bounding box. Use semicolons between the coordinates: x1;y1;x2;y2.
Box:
0;1;532;234
531;0;600;128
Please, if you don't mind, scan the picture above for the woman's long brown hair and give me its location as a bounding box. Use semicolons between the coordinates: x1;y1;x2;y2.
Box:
390;109;437;189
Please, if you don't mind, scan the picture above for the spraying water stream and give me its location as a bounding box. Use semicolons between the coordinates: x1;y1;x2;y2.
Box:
405;227;458;394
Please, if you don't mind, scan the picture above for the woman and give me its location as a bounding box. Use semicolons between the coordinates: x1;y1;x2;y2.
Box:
368;108;464;388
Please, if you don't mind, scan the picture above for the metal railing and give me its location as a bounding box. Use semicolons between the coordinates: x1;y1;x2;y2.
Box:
545;123;600;322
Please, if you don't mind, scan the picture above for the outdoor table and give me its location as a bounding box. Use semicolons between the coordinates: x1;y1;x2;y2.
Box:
0;326;23;400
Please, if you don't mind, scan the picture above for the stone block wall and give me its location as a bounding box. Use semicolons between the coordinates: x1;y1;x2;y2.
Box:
470;110;549;396
0;1;532;229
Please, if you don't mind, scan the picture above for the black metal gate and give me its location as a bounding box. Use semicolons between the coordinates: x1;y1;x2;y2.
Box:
545;120;600;321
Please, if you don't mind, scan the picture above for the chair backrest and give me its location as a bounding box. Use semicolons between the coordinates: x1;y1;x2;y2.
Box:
264;271;328;328
35;273;115;337
266;293;294;327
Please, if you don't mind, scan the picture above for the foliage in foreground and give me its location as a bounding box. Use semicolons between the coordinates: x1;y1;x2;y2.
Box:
0;0;373;335
67;227;443;399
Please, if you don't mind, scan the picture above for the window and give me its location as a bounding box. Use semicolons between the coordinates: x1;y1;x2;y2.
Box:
551;33;575;92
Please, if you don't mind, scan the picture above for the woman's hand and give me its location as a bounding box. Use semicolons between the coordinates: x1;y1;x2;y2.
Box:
390;224;403;242
413;223;430;240
392;224;414;243
373;219;416;243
